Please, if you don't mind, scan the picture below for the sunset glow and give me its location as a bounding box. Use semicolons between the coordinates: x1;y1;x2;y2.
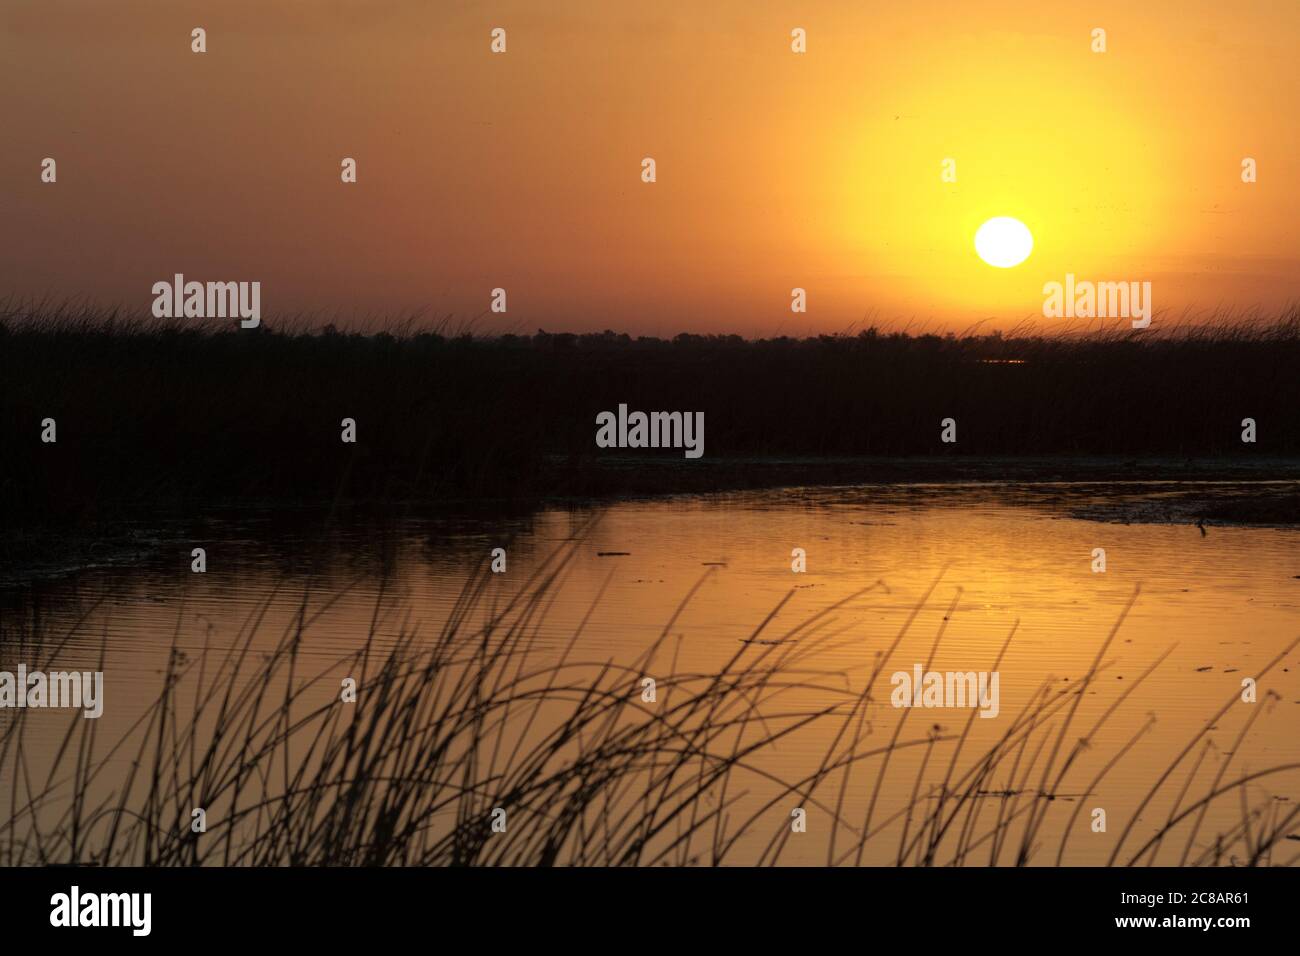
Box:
2;1;1297;333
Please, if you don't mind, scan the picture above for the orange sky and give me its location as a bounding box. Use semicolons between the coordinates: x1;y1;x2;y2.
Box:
2;0;1298;335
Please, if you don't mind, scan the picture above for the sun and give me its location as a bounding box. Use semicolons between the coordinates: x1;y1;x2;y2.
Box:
974;217;1033;268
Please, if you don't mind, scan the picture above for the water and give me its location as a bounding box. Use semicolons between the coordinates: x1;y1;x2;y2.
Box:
3;482;1298;865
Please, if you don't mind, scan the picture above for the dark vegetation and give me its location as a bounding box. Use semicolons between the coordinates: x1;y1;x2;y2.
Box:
2;303;1298;531
3;531;1296;866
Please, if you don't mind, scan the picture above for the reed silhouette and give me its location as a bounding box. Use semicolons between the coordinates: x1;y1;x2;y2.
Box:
3;525;1295;866
3;302;1298;531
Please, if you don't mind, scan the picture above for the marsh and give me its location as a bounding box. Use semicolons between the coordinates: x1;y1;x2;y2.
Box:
3;481;1296;866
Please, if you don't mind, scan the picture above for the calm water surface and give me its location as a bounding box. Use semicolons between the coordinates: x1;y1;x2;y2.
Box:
4;482;1298;865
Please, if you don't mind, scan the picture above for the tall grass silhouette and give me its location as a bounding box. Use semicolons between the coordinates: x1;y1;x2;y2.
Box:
3;301;1299;531
3;526;1296;866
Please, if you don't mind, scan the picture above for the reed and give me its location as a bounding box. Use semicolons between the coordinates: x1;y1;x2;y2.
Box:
3;301;1299;532
2;526;1294;866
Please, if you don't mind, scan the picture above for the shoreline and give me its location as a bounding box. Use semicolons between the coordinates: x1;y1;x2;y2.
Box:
537;453;1300;496
4;456;1297;588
